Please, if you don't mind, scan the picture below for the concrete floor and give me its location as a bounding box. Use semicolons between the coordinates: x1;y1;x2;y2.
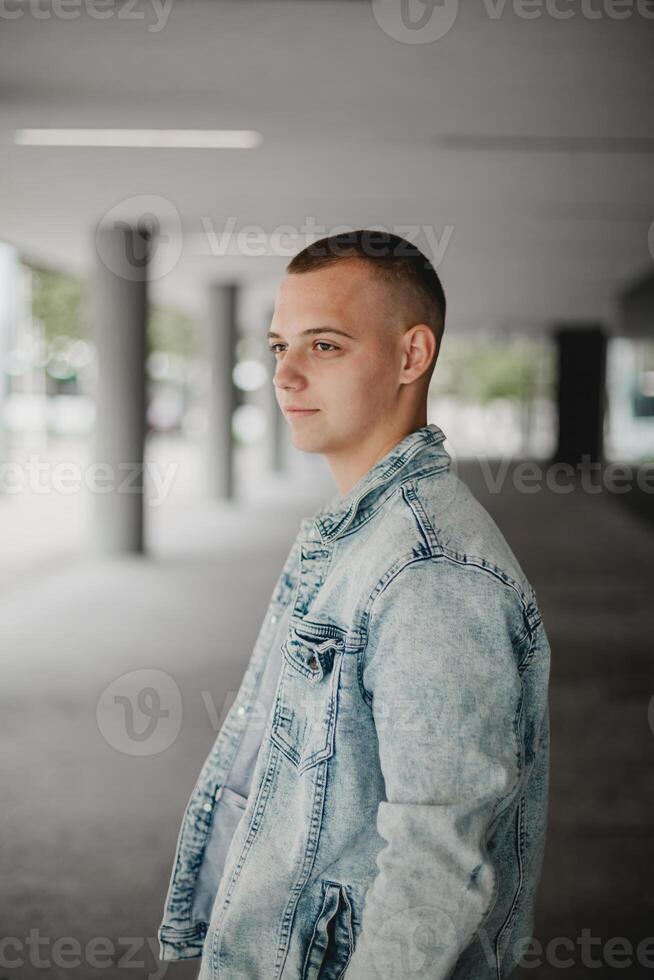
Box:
0;457;652;980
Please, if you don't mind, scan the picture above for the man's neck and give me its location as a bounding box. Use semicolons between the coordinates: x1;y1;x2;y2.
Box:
326;412;428;496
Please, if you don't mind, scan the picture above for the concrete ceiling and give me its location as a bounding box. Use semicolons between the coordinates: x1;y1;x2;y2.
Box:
1;0;653;333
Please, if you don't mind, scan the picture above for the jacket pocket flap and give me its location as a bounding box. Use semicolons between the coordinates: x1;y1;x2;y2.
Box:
282;632;344;682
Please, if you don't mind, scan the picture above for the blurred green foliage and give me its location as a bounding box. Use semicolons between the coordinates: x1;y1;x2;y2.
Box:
28;264;88;343
24;261;553;405
24;260;197;357
149;305;198;359
432;336;555;404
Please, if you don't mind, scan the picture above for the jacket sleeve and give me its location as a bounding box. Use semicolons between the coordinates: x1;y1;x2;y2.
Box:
344;557;524;980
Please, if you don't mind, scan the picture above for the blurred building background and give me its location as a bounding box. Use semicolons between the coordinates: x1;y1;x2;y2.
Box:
0;3;652;979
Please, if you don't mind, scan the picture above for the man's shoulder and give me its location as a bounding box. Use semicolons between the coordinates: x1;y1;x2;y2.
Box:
369;467;536;607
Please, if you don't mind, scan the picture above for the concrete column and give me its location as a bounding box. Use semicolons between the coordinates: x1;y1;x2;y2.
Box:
620;270;654;338
0;243;19;471
92;223;149;554
266;305;286;473
207;283;239;499
553;324;607;465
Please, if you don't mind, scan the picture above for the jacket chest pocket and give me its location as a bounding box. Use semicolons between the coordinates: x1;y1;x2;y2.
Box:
270;629;344;773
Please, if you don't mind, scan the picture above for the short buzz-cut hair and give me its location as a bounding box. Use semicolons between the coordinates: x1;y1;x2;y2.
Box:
285;229;447;360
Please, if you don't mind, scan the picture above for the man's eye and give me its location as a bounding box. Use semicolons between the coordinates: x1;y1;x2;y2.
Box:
267;341;339;354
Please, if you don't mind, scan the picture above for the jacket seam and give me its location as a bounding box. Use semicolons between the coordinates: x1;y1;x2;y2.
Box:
354;549;527;967
356;552;428;707
356;551;533;707
401;481;442;551
358;551;528;813
322;444;448;540
337;484;402;539
401;478;534;622
211;737;283;977
494;792;527;978
341;463;450;541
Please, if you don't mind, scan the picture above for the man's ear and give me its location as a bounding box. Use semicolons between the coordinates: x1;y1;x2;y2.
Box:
400;324;437;384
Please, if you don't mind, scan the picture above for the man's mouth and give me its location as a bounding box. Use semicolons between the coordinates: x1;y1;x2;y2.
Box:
284;408;320;423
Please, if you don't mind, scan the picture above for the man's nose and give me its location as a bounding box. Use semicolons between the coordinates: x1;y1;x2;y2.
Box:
273;348;306;390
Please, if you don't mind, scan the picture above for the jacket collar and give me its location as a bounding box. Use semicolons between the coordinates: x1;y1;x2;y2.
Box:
311;423;450;542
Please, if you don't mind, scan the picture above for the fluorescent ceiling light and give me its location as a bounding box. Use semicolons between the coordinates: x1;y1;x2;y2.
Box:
14;129;263;149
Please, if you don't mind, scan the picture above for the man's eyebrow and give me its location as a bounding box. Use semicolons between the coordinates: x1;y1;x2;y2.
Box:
267;327;356;341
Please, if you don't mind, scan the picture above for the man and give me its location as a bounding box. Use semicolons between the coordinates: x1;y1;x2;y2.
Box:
158;231;550;979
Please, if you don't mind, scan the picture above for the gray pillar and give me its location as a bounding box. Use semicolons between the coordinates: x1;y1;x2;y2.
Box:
207;283;238;499
553;323;607;466
92;223;149;554
266;306;286;473
620;270;654;338
0;244;19;471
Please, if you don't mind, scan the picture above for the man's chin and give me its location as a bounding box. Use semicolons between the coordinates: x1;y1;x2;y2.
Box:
289;430;325;454
287;418;329;454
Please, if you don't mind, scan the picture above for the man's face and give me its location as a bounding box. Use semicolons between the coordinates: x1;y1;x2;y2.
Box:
268;260;406;455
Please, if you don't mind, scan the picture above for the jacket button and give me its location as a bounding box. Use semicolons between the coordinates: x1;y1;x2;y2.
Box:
308;656;319;671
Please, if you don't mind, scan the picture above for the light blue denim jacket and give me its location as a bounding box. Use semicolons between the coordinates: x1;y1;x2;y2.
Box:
157;423;550;979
